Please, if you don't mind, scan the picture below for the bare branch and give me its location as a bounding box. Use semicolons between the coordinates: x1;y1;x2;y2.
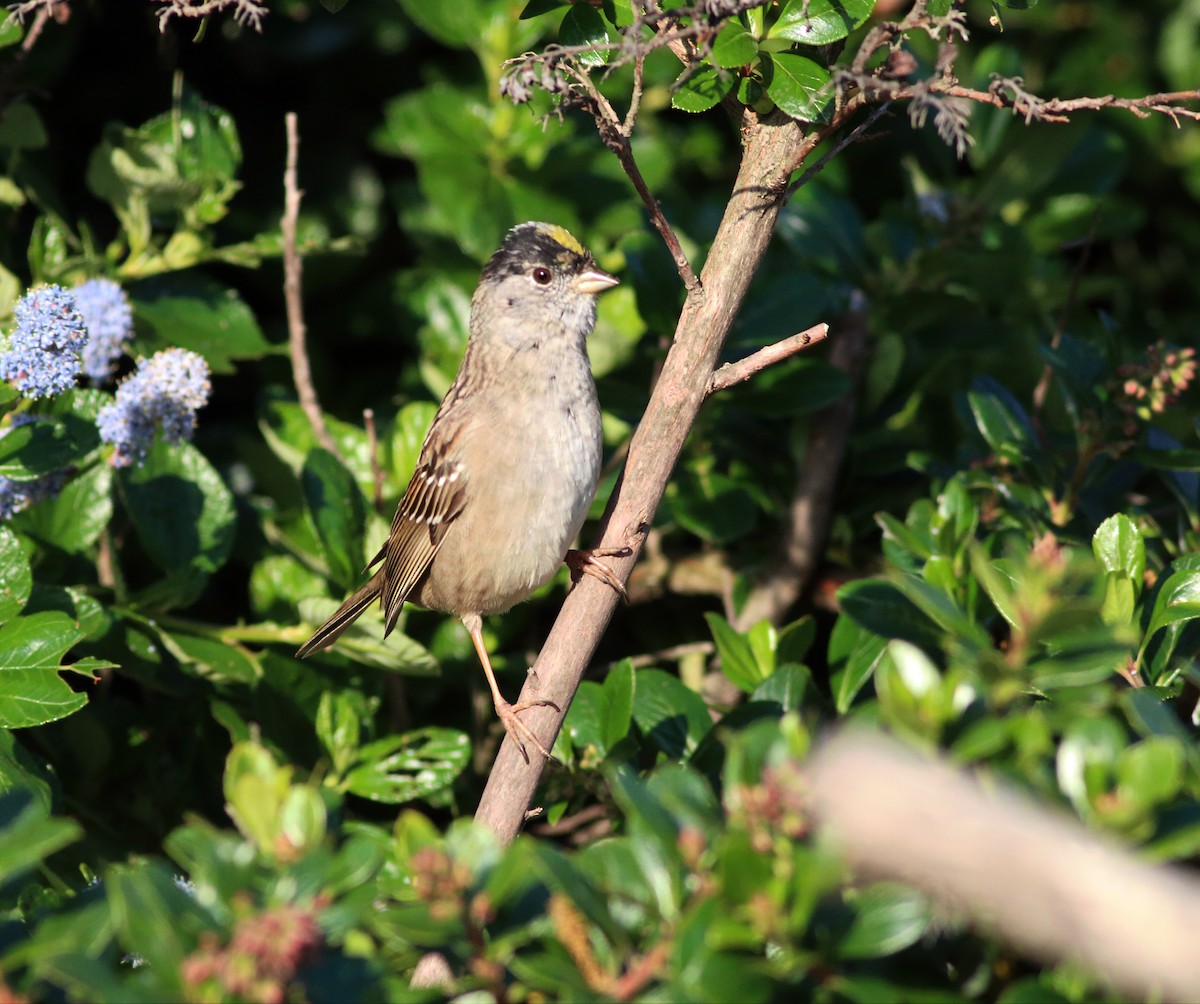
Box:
707;322;828;396
281;113;342;460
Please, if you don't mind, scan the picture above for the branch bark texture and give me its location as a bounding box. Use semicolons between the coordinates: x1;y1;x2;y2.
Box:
475;111;811;842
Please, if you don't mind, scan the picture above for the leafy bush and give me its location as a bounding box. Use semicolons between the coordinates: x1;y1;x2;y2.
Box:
1;0;1199;1000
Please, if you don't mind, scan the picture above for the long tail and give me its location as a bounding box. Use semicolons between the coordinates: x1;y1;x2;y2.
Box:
296;570;384;658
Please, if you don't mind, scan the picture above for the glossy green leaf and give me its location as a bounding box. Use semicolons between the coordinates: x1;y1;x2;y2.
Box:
706;613;770;693
132;274;273;375
302;447;366;590
560;3;609;66
21;463;112;554
770;0;876;45
157;631;262;686
0;415;96;480
837;578;945;653
671;65;734;113
764;53;833;122
0;525;31;623
118;439;236;599
631;669;712;759
711;21;759;68
343;727;470;803
1146;568;1200;640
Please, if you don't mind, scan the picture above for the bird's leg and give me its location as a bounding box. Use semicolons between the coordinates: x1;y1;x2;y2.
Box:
564;546;632;601
466;616;559;763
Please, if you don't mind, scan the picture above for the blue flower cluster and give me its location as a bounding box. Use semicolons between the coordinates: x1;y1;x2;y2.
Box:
97;348;212;467
0;285;88;398
74;278;134;380
0;416;67;520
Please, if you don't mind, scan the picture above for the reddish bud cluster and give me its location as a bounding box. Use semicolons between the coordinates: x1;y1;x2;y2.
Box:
180;903;324;1004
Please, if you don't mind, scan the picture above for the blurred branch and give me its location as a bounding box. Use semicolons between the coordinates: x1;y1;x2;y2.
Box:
732;303;868;632
281;112;342;461
809;730;1200;1002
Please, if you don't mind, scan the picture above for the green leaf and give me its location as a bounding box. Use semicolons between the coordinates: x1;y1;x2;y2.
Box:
118;439;236;603
316;689;363;774
0;525;31;623
671;65;734;113
711;21;759;68
560;3;610;67
706;613;771;693
777;615;817;665
131;274;273;375
751;662;810;711
673;470;757;545
106;859;209;984
21;463;113;554
301;447;366;589
632;669;712;759
343;728;470;803
1117;737;1183;809
0;609;94;726
0;16;24;49
0;415;95;481
601;659;636;752
828;614;887;714
0;101;47;151
837;578;945;653
0;790;81;888
1146;568;1200;640
838;883;930;959
1093;514;1145;582
520;0;571;17
769;0;876;46
967;382;1035;465
156;631;262;686
764;53;833;122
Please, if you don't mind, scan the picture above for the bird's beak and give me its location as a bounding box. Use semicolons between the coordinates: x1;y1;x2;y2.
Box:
574;268;619;295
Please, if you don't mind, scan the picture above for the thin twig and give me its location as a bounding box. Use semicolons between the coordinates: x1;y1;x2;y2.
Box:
281;112;341;460
707;323;829;396
0;2;52;106
785;104;893;201
572;66;700;293
1031;209;1100;426
363;407;384;513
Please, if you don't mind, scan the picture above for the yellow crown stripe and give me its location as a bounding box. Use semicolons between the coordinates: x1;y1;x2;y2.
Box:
541;224;584;256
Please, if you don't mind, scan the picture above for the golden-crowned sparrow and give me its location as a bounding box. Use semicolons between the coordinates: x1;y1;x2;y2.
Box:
297;221;619;759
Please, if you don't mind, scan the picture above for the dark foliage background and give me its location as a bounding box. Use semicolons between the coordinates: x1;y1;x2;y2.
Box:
1;0;1199;1000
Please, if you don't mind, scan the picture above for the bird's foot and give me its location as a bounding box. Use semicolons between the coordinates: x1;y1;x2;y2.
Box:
496;696;560;763
565;546;631;602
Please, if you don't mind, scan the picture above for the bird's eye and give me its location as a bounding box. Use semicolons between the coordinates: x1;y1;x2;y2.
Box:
531;267;553;285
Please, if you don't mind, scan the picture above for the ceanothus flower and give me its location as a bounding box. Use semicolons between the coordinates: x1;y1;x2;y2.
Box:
74;278;133;380
97;348;212;467
0;285;88;398
0;415;67;520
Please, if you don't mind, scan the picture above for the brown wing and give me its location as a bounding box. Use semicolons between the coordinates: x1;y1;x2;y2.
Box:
375;452;467;636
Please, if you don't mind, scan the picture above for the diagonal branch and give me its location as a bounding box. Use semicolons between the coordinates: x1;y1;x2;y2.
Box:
475;108;815;843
